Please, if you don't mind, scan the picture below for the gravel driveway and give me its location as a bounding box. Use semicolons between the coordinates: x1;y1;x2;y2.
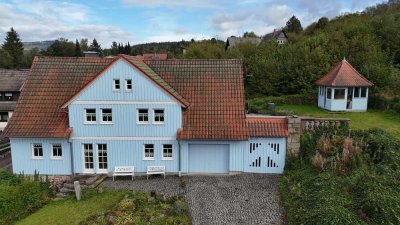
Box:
185;174;285;225
101;174;284;225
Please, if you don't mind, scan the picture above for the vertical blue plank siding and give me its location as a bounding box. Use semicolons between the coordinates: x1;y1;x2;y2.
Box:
10;138;72;175
72;140;179;173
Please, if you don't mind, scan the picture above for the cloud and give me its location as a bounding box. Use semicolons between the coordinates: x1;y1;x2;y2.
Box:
121;0;219;8
212;4;293;38
0;1;134;46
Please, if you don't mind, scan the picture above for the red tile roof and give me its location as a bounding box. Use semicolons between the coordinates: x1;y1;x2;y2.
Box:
247;117;288;137
315;59;373;87
3;57;114;138
4;56;288;140
146;59;248;140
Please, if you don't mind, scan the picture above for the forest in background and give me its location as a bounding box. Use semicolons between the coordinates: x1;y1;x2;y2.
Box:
1;1;399;99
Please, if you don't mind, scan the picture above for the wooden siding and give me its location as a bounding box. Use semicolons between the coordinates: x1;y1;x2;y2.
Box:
10;138;72;175
72;139;179;173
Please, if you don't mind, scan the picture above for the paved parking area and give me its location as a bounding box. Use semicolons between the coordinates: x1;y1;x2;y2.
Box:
101;174;285;225
185;174;284;225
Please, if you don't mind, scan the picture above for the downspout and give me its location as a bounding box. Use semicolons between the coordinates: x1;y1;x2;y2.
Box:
68;139;74;176
178;139;181;177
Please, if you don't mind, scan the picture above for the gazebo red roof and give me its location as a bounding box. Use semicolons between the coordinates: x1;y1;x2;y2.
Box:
315;59;373;87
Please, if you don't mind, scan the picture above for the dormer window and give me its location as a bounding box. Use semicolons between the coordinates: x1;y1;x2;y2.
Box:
125;79;132;92
113;79;120;91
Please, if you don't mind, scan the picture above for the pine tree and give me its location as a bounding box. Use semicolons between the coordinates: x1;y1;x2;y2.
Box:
75;39;82;57
111;41;118;55
285;16;303;33
88;38;102;53
2;27;24;68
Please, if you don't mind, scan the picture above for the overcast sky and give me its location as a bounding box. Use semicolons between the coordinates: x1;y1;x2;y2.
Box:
0;0;385;47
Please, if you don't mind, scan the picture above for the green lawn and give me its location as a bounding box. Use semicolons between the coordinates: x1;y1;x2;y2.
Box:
16;190;127;225
276;104;400;139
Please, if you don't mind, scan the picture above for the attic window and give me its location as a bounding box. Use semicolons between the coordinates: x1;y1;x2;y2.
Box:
113;79;120;91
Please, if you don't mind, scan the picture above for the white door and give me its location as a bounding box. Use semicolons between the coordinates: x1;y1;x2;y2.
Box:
83;144;94;173
97;144;108;174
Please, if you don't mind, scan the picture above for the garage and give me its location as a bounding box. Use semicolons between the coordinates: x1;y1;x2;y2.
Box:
188;144;229;173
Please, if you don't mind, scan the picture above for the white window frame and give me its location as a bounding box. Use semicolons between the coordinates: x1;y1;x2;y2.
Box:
125;79;132;92
101;108;113;124
143;144;155;160
113;79;120;91
32;143;43;159
97;144;108;173
162;144;173;160
153;109;165;124
84;108;97;124
137;108;149;124
51;143;62;160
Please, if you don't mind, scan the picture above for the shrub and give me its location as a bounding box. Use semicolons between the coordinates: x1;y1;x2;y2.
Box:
311;151;325;170
0;172;51;224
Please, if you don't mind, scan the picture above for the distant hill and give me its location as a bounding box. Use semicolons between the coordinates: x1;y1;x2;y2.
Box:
22;40;55;50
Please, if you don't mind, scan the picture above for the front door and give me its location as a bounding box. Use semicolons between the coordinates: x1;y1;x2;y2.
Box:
83;144;94;173
347;88;353;109
97;144;108;174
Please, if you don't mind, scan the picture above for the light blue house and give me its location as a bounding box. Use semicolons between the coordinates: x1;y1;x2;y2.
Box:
4;55;288;175
316;59;373;112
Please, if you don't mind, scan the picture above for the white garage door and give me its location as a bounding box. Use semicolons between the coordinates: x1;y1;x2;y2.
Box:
188;144;229;173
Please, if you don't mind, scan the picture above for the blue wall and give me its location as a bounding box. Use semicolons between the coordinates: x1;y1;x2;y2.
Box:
72;139;179;173
10;138;72;175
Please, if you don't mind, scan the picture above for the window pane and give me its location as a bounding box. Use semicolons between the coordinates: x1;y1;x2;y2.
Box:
163;144;173;158
114;79;120;90
126;79;132;90
85;109;96;122
52;144;62;157
354;87;360;98
154;109;164;123
102;109;112;122
33;144;43;157
327;88;332;99
361;88;367;98
138;109;149;122
334;89;345;99
144;144;154;158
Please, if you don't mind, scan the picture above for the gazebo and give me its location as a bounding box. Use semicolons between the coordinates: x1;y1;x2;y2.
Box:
315;59;373;112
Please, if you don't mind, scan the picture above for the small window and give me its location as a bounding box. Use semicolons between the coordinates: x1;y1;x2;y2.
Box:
354;87;360;98
5;93;13;101
334;89;346;99
327;88;332;99
154;109;164;124
125;79;132;91
361;88;367;98
137;109;149;124
113;79;120;91
144;144;154;160
162;144;173;160
85;109;96;123
51;144;62;159
32;143;43;159
101;108;113;123
0;112;9;122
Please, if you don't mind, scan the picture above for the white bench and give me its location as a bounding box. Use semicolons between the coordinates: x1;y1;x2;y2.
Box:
113;166;134;181
146;166;165;179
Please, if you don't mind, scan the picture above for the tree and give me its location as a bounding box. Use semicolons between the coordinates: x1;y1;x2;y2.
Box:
80;38;89;51
23;48;40;68
110;41;118;55
124;42;131;55
316;17;329;29
44;38;75;56
88;38;102;53
243;32;258;38
285;16;303;33
0;48;13;68
75;39;82;57
2;27;24;68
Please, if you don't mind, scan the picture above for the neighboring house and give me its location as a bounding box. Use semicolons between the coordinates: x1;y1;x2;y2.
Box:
315;59;373;112
263;29;288;45
83;51;101;58
225;29;288;50
225;36;263;50
134;53;168;60
0;69;28;131
4;55;288;175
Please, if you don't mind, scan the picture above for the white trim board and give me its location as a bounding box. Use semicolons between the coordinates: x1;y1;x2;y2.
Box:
72;101;177;105
70;136;177;141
